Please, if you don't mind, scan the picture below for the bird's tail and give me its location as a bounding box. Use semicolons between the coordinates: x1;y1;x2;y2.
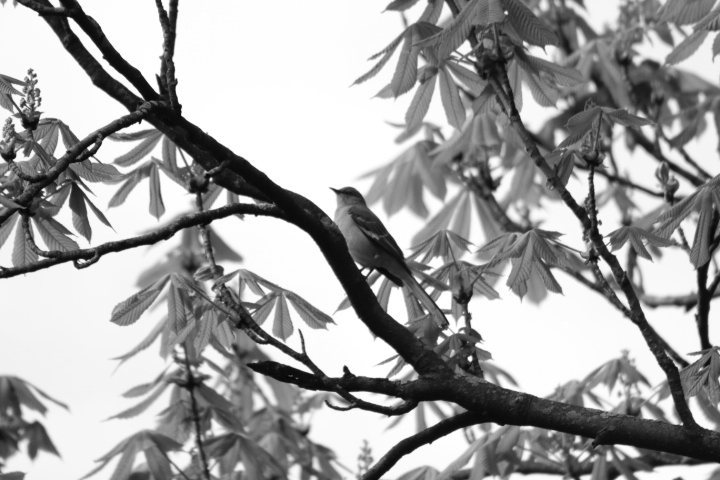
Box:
398;268;449;329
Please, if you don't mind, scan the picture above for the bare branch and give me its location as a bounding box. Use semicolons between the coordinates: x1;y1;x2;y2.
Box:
0;202;283;279
250;360;720;461
363;411;490;480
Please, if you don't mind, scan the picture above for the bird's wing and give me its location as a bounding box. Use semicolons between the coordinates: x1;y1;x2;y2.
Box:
348;206;406;261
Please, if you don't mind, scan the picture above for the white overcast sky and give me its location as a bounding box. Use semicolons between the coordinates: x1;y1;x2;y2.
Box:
0;1;719;479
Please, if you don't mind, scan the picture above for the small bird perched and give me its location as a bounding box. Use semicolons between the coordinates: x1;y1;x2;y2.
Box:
331;186;448;328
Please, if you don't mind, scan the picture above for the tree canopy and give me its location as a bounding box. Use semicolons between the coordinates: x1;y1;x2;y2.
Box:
2;0;720;479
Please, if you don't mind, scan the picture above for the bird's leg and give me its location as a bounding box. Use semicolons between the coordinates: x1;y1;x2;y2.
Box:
360;267;376;281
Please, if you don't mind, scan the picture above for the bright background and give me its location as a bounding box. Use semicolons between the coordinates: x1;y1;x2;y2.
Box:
0;1;718;479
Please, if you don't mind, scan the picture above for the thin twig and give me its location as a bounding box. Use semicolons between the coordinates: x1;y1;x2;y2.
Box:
0;203;284;279
181;344;212;480
362;412;489;480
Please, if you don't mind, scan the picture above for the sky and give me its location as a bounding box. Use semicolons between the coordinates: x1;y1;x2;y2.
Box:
0;1;719;479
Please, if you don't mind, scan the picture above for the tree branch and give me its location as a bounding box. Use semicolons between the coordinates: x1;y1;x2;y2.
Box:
249;360;720;461
363;411;490;480
0;100;164;227
0;202;283;278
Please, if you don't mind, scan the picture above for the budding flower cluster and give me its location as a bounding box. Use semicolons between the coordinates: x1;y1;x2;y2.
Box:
20;69;42;131
1;118;16;161
655;161;679;202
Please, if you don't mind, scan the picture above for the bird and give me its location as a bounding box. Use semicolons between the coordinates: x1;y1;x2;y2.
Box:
331;186;448;329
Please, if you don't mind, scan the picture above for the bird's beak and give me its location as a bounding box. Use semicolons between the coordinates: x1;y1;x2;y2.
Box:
329;187;339;194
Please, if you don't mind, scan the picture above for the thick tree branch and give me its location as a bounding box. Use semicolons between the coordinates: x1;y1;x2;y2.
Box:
0;203;283;278
249;361;720;461
451;452;705;479
56;0;160;101
363;411;490;480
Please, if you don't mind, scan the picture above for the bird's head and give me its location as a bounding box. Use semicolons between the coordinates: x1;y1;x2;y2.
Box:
330;186;367;207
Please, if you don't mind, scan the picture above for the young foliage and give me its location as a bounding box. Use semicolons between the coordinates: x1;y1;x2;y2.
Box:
478;230;571;299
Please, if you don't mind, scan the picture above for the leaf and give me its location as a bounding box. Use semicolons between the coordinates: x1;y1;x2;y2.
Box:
666;30;709;65
603;108;653;127
148;163;165;219
416;0;478;59
70;161;125;184
113;129;162;167
606;226;674;261
32;216;79;252
502;0;558;46
523;54;584;87
522;69;559;107
557;106;602;149
0;212;19;250
406;71;437;131
110;275;170;326
113;317;168;364
69;183;91;241
12;218;37;267
272;294;294;340
106;382;169;420
108;164;151;208
109;128;159;142
286;292;335;329
145;444;172;480
0;473;25;480
166;281;188;335
444;60;487;94
391;30;420;97
476;0;506;25
439;66;466;129
412;189;467;245
385;0;422;10
352;30;406;85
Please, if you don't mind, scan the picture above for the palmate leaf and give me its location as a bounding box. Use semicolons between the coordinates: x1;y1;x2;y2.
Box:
478;229;567;299
406;70;437;131
108;161;153;208
12;218;38;267
385;0;422;11
444;60;486;94
110;275;170;326
557;106;652;149
679;347;720;405
655;175;720;267
439;66;466;129
416;0;478;59
364;140;447;217
661;0;716;25
476;0;506;26
666;30;710;65
583;353;650;393
352;30;406;86
0;212;19;250
501;0;558;47
523;69;559;107
113;129;163;167
411;229;474;263
606;226;674;261
148;162;165;219
79;430;182;480
107;381;170;420
523;53;584;88
32;216;79;252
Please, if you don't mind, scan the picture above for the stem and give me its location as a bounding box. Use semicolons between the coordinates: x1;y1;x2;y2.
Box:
182;344;212;480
